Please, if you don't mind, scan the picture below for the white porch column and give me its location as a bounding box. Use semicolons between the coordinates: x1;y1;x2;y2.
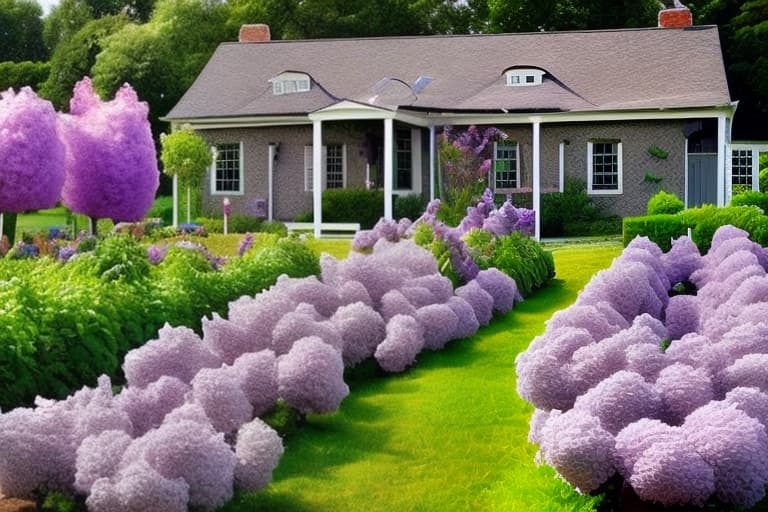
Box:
172;174;179;227
268;144;276;221
384;118;394;220
313;120;323;237
533;120;541;241
716;114;726;206
429;125;436;201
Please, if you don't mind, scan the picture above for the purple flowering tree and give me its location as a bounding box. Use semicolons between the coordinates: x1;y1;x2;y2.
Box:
60;77;159;234
0;87;66;244
438;125;506;226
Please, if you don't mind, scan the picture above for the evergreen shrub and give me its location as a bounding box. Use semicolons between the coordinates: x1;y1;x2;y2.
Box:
647;190;684;215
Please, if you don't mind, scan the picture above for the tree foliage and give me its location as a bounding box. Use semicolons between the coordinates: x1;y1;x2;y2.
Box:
42;0;94;53
0;0;47;62
0;61;50;91
39;14;129;110
160;129;212;184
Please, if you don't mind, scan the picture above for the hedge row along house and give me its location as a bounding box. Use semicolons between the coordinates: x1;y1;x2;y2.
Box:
164;4;760;239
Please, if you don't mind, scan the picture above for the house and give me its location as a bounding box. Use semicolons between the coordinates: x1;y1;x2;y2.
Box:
164;5;742;239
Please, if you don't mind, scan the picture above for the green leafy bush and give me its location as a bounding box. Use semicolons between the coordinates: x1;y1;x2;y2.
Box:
623;205;768;253
647;190;685;215
196;215;266;234
147;195;174;226
731;190;768;212
0;236;320;409
760;167;768;192
464;230;555;297
541;178;620;237
297;188;386;229
394;193;427;221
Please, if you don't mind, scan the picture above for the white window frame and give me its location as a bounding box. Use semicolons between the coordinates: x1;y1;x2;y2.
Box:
270;72;311;96
304;144;347;192
731;148;753;188
492;140;520;190
505;69;545;87
210;142;244;195
587;140;623;195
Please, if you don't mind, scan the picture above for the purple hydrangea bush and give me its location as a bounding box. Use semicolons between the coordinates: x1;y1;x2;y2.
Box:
517;226;768;507
0;216;526;508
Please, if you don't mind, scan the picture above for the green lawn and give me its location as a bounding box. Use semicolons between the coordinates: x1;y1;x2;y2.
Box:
220;242;622;512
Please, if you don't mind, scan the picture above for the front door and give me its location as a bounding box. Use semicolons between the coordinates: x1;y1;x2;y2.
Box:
687;153;717;207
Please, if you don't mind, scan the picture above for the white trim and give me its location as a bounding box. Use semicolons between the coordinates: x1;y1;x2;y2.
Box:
268;144;276;221
587;140;623;195
558;141;565;192
533;121;541;241
384;118;394;220
342;143;348;188
716;114;726;206
726;142;733;204
303;145;313;192
429;125;436;200
166;105;737;132
210;141;244;196
684;138;689;208
312;120;323;238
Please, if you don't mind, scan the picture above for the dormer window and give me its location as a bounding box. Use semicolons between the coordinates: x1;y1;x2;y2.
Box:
505;68;545;87
270;72;311;95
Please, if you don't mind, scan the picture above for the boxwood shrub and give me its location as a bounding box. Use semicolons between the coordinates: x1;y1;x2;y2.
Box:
623;205;768;252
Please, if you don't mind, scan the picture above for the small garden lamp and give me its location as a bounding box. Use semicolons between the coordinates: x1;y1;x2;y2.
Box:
223;197;232;234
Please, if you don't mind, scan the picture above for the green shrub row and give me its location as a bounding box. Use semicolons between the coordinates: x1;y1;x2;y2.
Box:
296;188;427;229
623;204;768;252
195;215;288;236
0;234;319;409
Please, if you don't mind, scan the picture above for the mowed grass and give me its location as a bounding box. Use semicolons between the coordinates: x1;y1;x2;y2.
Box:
220;242;623;512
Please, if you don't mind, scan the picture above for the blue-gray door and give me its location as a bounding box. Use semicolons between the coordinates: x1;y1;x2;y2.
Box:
687;153;717;207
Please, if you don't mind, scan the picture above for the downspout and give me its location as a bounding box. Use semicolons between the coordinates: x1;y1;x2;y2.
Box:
268;144;276;221
384;118;394;220
429;125;436;201
312;120;323;238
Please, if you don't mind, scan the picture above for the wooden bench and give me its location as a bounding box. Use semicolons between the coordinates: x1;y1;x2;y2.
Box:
284;222;361;238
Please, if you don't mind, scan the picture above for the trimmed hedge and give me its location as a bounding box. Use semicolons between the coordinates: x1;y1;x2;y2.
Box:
647;190;685;215
298;189;427;229
623;205;768;252
731;190;768;212
0;235;319;409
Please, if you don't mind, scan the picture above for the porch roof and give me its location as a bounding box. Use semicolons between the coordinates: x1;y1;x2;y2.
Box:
166;26;731;122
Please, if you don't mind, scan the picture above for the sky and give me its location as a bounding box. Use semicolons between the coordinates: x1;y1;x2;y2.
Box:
36;0;59;16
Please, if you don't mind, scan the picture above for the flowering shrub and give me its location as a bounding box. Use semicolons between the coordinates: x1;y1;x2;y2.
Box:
517;226;768;507
60;77;158;223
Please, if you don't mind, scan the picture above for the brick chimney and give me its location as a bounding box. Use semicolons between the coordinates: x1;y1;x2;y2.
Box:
658;6;693;28
239;24;271;43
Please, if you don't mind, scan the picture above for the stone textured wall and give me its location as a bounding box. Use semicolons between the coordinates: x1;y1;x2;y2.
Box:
540;120;688;217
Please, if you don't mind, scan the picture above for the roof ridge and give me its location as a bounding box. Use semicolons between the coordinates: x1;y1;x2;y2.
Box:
221;25;718;46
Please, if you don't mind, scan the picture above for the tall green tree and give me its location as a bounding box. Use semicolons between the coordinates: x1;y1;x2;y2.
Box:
692;0;768;139
42;0;94;52
91;0;232;135
39;14;129;109
0;0;47;62
0;61;50;90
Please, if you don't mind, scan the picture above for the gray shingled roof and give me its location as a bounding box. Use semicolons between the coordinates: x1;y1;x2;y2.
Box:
165;26;731;120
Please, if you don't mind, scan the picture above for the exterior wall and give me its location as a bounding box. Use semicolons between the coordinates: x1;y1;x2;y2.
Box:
198;121;379;221
494;125;534;192
540;120;688;217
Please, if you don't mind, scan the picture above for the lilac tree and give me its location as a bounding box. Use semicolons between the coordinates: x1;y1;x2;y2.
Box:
0;87;66;243
60;77;159;233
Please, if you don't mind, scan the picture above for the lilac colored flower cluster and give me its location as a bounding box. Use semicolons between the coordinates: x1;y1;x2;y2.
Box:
517;226;768;507
0;227;524;508
60;77;158;222
352;187;534;284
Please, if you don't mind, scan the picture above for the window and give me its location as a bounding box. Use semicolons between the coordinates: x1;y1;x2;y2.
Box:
588;141;622;194
396;128;412;189
270;72;311;96
304;144;347;192
505;68;545;87
211;143;243;194
732;149;753;187
493;141;519;189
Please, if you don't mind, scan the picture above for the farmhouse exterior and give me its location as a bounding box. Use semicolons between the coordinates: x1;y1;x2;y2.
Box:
164;7;741;238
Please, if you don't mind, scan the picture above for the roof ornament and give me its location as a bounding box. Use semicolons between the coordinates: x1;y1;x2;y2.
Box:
369;77;418;105
411;76;433;94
